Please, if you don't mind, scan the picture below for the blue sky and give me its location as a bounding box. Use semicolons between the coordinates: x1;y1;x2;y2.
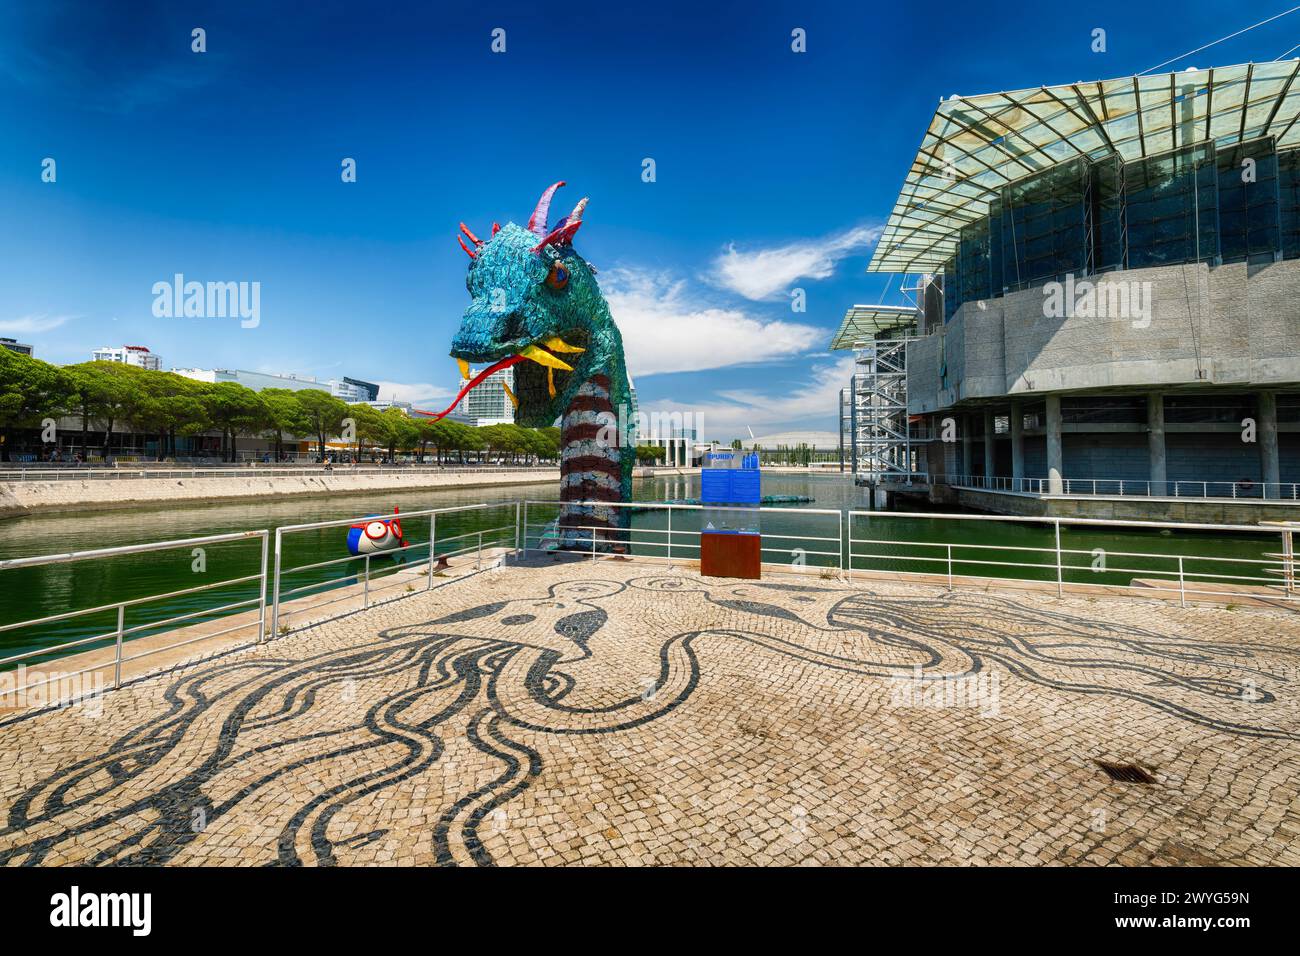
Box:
2;0;1297;440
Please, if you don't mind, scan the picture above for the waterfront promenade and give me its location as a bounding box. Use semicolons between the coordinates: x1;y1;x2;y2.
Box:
1;557;1296;866
0;465;560;518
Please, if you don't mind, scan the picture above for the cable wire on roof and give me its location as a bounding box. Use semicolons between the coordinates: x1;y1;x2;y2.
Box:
1139;5;1300;76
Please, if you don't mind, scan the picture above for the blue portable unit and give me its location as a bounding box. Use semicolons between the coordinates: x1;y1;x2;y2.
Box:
699;451;761;577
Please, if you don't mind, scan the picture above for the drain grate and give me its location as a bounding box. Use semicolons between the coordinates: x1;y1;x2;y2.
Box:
1095;761;1156;784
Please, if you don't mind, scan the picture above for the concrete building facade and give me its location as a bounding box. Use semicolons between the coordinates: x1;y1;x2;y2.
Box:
92;345;161;370
859;60;1300;513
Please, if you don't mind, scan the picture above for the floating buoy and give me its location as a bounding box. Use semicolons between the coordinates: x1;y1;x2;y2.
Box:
346;506;406;556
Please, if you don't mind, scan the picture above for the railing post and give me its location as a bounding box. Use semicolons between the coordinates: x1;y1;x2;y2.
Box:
270;528;283;639
428;513;437;590
667;507;673;565
477;530;483;569
946;544;953;588
363;554;371;608
1178;556;1186;608
514;501;521;554
838;509;845;578
257;531;269;643
113;604;125;690
1284;528;1295;597
1054;520;1063;598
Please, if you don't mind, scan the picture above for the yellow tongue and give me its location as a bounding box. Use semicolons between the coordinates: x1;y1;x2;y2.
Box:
456;358;470;380
519;344;573;371
547;366;556;398
542;336;585;354
502;379;519;410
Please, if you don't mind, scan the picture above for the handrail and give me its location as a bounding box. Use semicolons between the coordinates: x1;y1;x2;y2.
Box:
270;502;519;637
520;499;845;574
0;529;270;711
946;473;1300;501
847;510;1297;606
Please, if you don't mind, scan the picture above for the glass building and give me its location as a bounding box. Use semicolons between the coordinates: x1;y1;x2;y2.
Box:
862;61;1300;507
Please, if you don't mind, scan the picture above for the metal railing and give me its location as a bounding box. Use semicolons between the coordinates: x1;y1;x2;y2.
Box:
0;464;559;482
520;499;845;572
848;510;1298;605
0;530;270;708
948;473;1300;500
269;502;520;636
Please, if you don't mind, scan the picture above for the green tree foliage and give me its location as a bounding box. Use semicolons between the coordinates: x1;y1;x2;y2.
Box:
635;443;666;463
0;348;73;460
200;381;267;462
293;389;350;459
259;388;308;460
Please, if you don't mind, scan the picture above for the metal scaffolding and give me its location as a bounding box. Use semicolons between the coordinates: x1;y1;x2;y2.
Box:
830;304;923;484
850;336;914;481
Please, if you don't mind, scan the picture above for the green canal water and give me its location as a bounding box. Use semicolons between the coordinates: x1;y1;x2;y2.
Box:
0;473;1280;668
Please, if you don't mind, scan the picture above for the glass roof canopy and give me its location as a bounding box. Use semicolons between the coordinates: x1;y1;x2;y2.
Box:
868;60;1300;274
830;304;917;351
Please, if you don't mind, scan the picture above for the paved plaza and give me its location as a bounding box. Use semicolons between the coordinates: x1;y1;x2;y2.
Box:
1;558;1298;866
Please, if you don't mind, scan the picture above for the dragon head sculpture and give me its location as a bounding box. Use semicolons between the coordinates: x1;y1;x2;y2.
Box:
445;182;626;430
438;181;634;551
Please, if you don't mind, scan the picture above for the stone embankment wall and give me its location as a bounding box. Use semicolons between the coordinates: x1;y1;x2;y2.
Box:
0;469;560;519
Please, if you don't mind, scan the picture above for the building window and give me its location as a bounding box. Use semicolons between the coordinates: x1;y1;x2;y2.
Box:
999;156;1090;291
957;218;991;305
1090;153;1125;273
1278;147;1300;259
1216;137;1280;264
1122;142;1219;269
942;257;958;323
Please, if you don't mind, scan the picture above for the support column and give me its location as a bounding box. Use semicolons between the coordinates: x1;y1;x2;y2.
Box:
1046;394;1063;494
1147;392;1166;496
1260;391;1280;497
983;408;996;480
961;414;973;479
1010;400;1024;484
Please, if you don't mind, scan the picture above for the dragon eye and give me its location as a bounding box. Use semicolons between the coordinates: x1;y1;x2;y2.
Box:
546;260;570;290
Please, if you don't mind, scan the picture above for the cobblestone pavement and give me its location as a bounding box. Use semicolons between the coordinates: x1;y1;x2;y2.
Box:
2;558;1298;866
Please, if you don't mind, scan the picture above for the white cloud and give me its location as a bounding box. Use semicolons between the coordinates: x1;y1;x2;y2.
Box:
0;314;75;334
641;355;854;440
603;268;823;377
711;225;882;301
372;380;454;409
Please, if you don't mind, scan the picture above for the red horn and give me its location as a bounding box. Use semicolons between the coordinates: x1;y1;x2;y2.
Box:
457;234;477;259
460;222;483;246
527;181;565;237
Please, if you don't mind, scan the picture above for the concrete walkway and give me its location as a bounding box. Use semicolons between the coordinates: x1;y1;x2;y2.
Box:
1;560;1297;866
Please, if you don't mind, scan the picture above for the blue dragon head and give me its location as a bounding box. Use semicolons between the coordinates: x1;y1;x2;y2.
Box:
448;181;624;428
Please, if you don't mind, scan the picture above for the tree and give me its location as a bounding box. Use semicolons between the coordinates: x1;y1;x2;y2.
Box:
201;381;267;462
129;372;212;460
294;389;349;460
414;417;447;463
635;443;666;463
347;403;385;459
538;426;561;462
371;407;419;460
0;349;73;461
443;421;483;464
260;388;308;460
